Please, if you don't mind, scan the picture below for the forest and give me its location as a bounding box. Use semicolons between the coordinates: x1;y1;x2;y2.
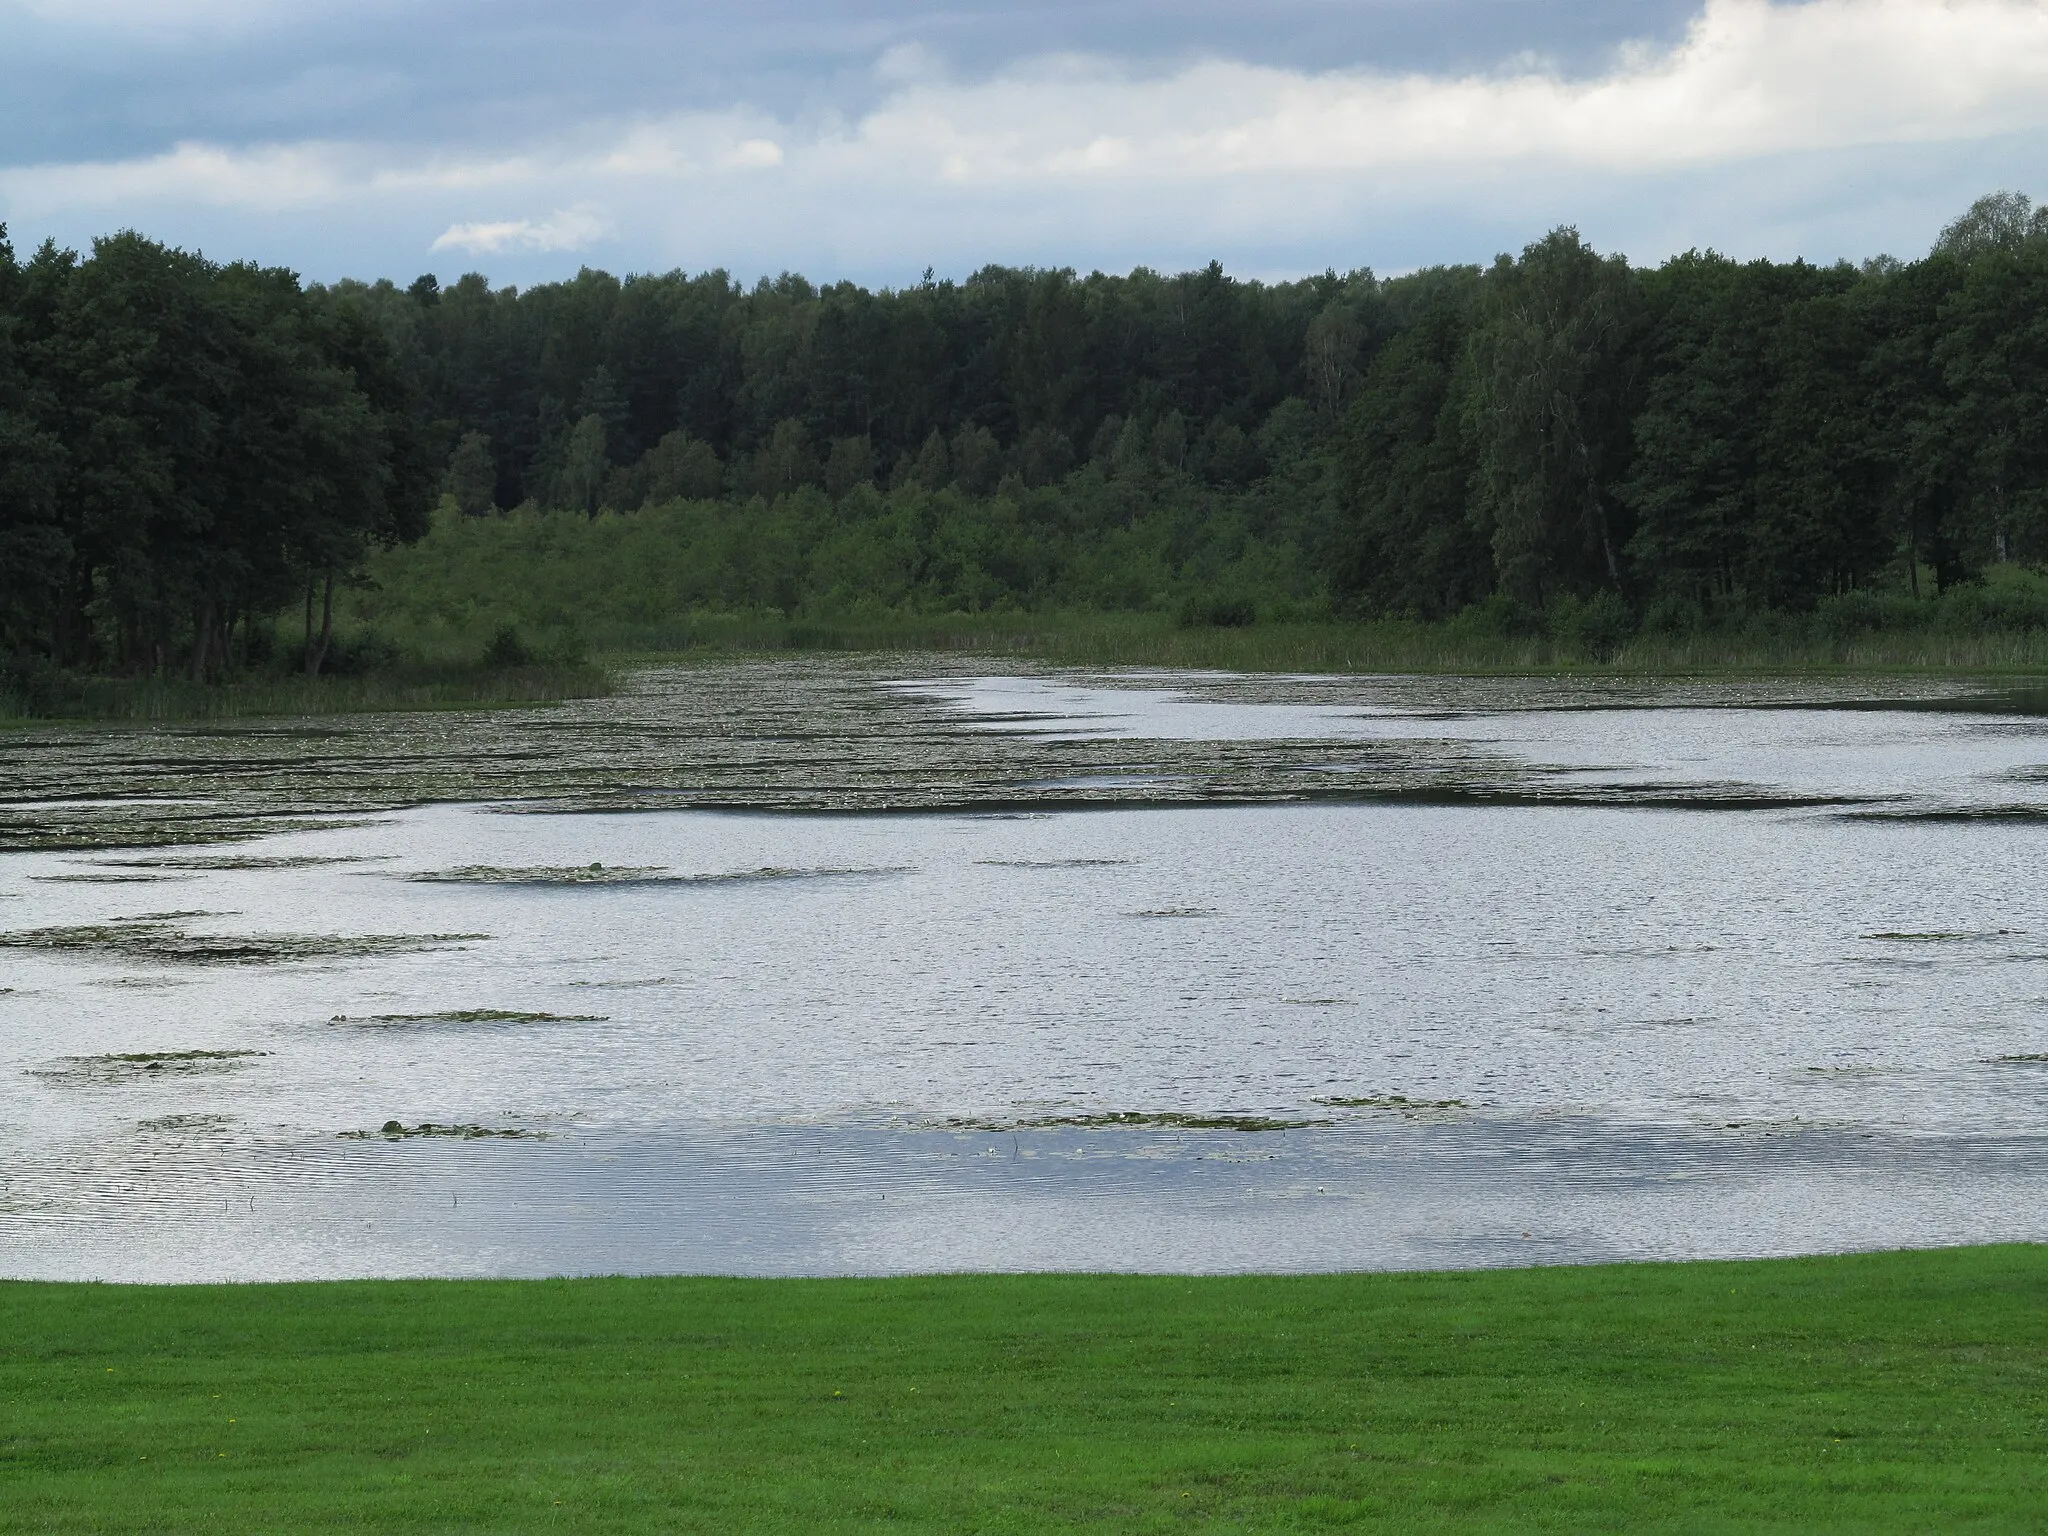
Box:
3;189;2048;684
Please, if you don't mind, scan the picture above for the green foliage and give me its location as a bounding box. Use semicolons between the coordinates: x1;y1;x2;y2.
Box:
3;1246;2046;1529
0;224;433;680
342;469;1337;648
17;192;2048;686
443;431;497;518
480;623;534;668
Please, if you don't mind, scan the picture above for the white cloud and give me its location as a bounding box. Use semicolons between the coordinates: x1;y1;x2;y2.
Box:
5;0;2048;276
725;138;785;170
831;0;2048;185
0;139;349;208
429;207;607;255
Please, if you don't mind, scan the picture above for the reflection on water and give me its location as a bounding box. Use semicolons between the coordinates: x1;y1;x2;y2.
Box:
4;663;2048;1280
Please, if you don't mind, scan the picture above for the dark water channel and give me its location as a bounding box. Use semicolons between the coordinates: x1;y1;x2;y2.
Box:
4;663;2047;1280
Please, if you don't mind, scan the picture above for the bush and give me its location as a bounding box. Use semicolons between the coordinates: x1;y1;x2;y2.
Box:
319;629;404;677
0;655;65;717
1176;595;1258;629
1549;590;1635;660
1449;592;1542;639
482;624;535;668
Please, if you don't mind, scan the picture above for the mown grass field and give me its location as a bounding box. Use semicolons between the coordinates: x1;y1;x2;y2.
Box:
4;1246;2044;1531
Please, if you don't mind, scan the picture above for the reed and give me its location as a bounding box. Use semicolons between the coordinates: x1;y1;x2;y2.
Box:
0;662;614;725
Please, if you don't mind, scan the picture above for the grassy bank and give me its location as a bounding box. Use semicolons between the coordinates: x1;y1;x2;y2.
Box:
570;608;2048;676
0;661;613;726
4;1245;2044;1531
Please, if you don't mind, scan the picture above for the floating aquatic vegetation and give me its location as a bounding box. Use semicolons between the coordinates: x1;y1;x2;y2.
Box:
1712;1116;1854;1134
565;976;673;990
1314;1094;1468;1112
1864;930;2018;942
974;858;1135;869
405;863;670;885
950;1110;1326;1132
328;1009;607;1026
87;853;392;871
404;862;912;888
88;975;191;990
1990;1053;2048;1064
1280;997;1349;1006
1839;805;2048;822
0;918;488;964
8;657;1934;855
1130;906;1213;919
137;1112;234;1132
30;872;197;884
682;865;912;884
343;1121;546;1140
33;1049;267;1083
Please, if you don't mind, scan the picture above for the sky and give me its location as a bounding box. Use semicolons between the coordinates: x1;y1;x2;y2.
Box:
3;0;2047;289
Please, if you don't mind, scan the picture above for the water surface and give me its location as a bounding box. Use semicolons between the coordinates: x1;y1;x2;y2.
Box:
4;662;2046;1279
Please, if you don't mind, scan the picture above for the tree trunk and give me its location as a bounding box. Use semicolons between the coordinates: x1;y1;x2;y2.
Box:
1589;486;1622;590
305;569;336;676
190;600;214;684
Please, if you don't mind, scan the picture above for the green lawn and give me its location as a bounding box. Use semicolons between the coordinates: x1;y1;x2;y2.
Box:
3;1247;2044;1531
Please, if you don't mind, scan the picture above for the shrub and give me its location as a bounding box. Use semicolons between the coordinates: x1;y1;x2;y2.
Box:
482;625;535;669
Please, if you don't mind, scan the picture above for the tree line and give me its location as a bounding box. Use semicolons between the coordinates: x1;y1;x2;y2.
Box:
0;229;434;677
4;192;2048;678
1341;191;2048;634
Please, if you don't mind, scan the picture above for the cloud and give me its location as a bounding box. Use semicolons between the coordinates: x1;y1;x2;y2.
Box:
4;0;2047;279
726;138;785;169
834;0;2048;184
0;139;351;209
430;207;607;254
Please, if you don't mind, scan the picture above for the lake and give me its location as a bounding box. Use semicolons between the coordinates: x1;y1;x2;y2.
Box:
4;660;2047;1279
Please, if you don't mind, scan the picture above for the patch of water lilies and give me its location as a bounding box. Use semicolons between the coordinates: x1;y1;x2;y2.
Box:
85;853;393;871
1313;1094;1469;1113
8;658;1983;857
30;872;197;884
1863;930;2021;942
32;1049;267;1083
328;1009;607;1026
136;1112;235;1132
0;917;488;964
0;659;1722;856
344;1121;546;1140
403;863;911;886
948;1111;1329;1132
974;858;1137;869
403;863;671;885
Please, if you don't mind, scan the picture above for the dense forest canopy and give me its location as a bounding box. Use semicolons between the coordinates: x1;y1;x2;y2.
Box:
0;230;435;676
4;191;2048;676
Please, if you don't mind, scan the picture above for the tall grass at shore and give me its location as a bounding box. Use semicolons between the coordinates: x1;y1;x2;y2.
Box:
0;660;612;725
571;608;2048;675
